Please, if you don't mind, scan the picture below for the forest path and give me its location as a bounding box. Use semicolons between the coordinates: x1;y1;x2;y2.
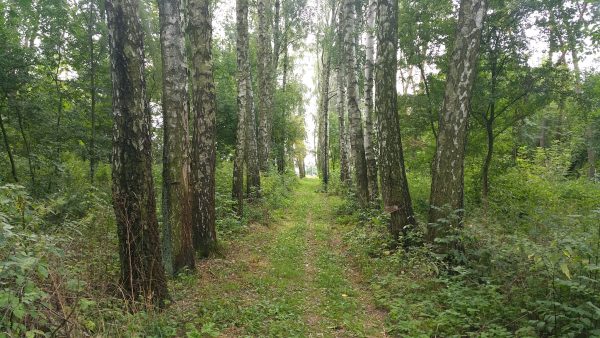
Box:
171;178;387;337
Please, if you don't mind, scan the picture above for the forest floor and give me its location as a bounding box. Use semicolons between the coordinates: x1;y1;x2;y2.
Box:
169;178;387;337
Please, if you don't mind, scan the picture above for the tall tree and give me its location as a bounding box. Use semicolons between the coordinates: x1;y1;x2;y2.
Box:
188;0;218;256
233;0;249;215
428;0;486;238
158;0;195;274
375;0;416;242
317;42;331;189
336;8;350;185
257;0;274;172
342;0;369;207
88;0;98;184
105;0;169;304
245;72;261;197
363;0;378;201
337;66;350;183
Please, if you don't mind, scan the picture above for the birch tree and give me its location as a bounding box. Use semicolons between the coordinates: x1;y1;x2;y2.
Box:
317;43;331;189
257;0;274;172
363;0;378;201
428;0;486;239
188;0;218;256
375;0;416;242
158;0;195;273
105;0;169;304
343;0;369;207
233;0;249;214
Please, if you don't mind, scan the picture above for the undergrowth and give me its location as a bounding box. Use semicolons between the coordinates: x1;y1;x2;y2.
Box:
0;157;298;337
338;152;600;337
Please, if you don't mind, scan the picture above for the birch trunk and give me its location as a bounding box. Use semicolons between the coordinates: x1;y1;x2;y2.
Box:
257;0;273;171
233;0;249;214
375;0;416;242
105;0;169;305
158;0;195;275
337;64;350;184
188;0;218;256
88;0;97;184
317;49;331;188
343;0;369;207
245;73;261;197
236;0;260;198
364;0;378;200
336;13;350;185
428;0;486;238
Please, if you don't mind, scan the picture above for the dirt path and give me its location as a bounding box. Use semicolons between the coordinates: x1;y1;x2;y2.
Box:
170;178;387;337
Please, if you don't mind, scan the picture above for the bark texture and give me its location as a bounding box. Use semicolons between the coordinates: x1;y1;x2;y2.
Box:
188;0;217;256
88;0;97;184
0;110;18;182
336;9;350;184
336;63;350;184
317;48;331;188
363;0;378;201
158;0;195;273
105;0;169;305
233;0;249;214
257;0;273;171
245;71;261;198
428;0;486;238
343;0;369;207
375;0;416;242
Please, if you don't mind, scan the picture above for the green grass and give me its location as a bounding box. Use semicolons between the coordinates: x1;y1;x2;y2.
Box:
155;178;385;337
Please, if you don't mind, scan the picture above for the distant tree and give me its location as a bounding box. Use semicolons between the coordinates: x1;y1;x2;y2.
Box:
105;0;169;305
335;10;350;185
317;50;331;189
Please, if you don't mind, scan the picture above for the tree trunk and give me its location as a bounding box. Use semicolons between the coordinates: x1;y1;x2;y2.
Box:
188;0;218;257
257;0;273;172
245;73;261;197
363;0;378;201
343;0;369;207
105;0;169;305
158;0;195;274
482;118;493;204
317;48;331;189
276;25;289;174
337;10;351;184
297;156;306;178
428;0;486;238
375;0;416;242
236;0;260;199
14;99;35;187
233;0;249;215
48;55;64;192
272;0;281;73
0;108;18;182
88;0;97;184
337;62;350;184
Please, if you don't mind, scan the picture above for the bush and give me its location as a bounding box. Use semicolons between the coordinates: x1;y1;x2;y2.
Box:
338;150;600;336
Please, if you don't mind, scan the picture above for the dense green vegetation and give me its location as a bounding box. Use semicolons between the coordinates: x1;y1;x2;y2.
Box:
1;0;600;336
